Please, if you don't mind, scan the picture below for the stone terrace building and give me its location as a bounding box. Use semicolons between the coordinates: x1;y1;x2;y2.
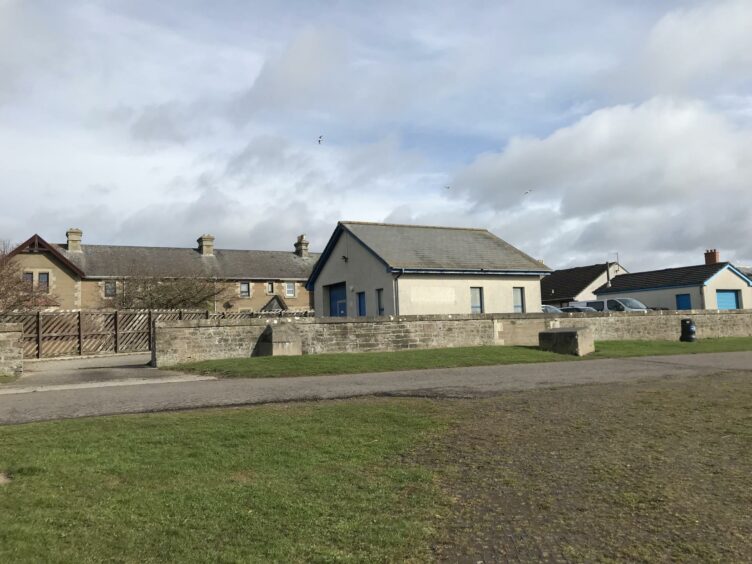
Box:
9;229;319;312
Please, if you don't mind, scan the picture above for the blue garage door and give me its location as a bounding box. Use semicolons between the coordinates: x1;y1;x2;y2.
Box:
675;294;692;310
328;283;347;317
716;290;740;310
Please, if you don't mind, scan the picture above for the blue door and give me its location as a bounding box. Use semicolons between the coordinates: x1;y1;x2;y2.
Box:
328;283;347;316
357;292;366;316
675;294;692;310
716;290;740;310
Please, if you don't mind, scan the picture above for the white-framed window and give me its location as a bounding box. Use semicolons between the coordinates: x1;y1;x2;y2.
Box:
285;282;296;298
104;280;117;298
471;287;484;314
513;287;526;313
239;281;251;298
265;281;274;294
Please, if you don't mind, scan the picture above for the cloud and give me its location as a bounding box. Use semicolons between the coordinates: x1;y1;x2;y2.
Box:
129;103;188;144
643;0;752;91
2;0;752;275
451;97;752;268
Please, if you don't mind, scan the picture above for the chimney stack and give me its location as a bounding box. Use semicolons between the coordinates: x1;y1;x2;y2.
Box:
197;234;215;256
66;228;83;252
704;249;720;265
294;234;309;258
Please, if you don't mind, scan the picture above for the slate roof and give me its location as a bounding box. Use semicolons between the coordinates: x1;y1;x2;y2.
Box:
341;222;550;272
49;243;320;280
541;263;614;303
594;262;734;294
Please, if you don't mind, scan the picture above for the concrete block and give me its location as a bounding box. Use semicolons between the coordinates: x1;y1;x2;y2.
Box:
256;324;302;357
538;328;595;357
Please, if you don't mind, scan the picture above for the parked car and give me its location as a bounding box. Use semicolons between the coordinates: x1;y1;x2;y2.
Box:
541;305;563;314
560;306;598;313
569;298;648;312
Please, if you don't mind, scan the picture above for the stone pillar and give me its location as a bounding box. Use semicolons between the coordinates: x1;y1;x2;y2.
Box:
0;323;24;378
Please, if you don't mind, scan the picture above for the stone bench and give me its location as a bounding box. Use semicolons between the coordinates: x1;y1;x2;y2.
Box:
255;323;302;357
538;328;594;357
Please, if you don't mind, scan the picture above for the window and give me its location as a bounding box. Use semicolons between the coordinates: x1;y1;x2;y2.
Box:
265;281;274;294
607;299;625;312
23;272;33;289
37;272;50;294
513;287;525;313
471;287;484;314
104;280;117;298
239;282;250;298
285;282;296;298
376;288;385;316
587;301;604;312
357;292;366;316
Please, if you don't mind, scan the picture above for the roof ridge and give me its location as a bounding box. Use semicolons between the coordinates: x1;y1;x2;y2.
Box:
341;220;488;232
56;243;318;254
617;262;728;276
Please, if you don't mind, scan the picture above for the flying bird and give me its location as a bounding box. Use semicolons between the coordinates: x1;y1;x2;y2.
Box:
444;185;451;190
317;135;323;144
522;189;533;196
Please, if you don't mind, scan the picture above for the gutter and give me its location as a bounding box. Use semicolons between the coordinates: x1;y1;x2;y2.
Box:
388;268;550;276
392;269;403;315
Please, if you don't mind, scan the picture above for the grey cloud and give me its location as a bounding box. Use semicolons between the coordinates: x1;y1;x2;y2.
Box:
129;103;187;144
454;98;752;218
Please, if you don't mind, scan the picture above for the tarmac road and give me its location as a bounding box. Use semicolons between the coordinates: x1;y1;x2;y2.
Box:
1;351;751;425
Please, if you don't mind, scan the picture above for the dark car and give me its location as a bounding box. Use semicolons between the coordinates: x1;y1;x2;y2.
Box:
560;306;598;313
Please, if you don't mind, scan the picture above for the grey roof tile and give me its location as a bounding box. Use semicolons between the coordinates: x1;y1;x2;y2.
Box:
342;222;550;272
594;263;730;294
541;263;614;303
53;244;320;280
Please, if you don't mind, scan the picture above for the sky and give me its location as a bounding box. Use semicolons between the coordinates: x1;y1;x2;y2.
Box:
1;0;751;271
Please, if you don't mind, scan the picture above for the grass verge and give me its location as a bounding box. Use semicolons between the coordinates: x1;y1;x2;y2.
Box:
0;400;448;563
169;337;752;378
0;373;20;385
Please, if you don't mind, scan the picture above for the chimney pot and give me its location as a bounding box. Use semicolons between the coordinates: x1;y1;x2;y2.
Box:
294;234;309;258
197;234;215;256
66;228;83;252
704;248;720;265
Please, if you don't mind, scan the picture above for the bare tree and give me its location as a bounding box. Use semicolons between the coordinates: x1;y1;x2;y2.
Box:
112;276;234;311
0;241;60;311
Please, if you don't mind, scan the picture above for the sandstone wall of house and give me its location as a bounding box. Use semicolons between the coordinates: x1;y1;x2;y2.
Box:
0;323;24;377
153;310;752;367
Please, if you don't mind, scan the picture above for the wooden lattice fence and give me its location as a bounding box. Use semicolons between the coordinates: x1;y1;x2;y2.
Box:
0;309;313;359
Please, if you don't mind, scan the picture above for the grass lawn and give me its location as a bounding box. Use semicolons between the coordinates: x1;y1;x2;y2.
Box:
169;336;752;378
0;400;449;563
425;371;752;561
2;373;751;561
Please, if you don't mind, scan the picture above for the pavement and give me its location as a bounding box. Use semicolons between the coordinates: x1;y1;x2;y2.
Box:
1;351;751;425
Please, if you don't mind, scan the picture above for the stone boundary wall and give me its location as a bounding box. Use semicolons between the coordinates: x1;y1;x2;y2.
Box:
153;310;752;367
0;323;24;377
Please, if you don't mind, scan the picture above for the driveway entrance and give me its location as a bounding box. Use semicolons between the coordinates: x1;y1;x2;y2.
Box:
19;353;154;388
